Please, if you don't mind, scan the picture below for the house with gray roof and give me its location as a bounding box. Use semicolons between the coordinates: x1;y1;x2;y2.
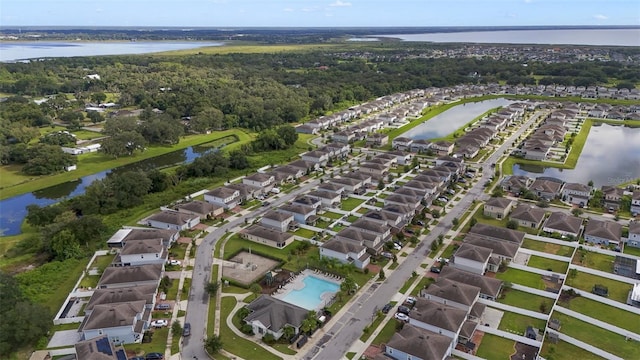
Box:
205;187;241;209
438;267;503;301
261;210;295;232
241;224;295;249
502;175;532;193
464;233;520;267
85;285;157;316
242;173;276;193
244;295;308;340
75;336;127;360
409;299;471;346
562;183;592;207
176;200;223;220
350;218;391;242
421;278;480;311
317;182;345;194
362;210;404;230
81;300;148;345
529;178;563;200
115;238;166;266
383;324;453;360
226;183;262;202
469;223;525;244
483;197;514;219
509;204;546;229
392;137;413;151
451;243;493;275
301;150;330;166
145;210;200;231
627;221;640;249
293;195;322;210
107;228;179;248
97;264;163;289
330;177;362;193
584;219;623;246
336;227;383;254
278;204;317;225
384;194;422;211
542;212;583;238
320;238;370;270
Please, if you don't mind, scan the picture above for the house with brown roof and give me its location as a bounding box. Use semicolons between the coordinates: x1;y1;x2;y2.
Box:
502;175;532;193
509;204;547;229
437;267;503;301
451;243;493;275
584;219;623;246
627;221;640;249
542;212;583;238
176;200;223;220
81;300;148;344
145;210;200;231
85;285;157;316
116;238;166;266
242;224;295;248
382;324;454;360
469;223;525;244
483;197;514;219
97;264;163;289
261;210;295;232
244;295;308;340
464;233;521;267
320;237;370;269
528;178;564;200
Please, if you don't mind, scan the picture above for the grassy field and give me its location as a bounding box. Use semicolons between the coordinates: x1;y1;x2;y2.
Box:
132;327;169;356
0;129;253;200
410;277;435;296
498;311;547;335
551;312;638;359
560;296;640;334
498;288;554;314
624;246;640;257
496;268;546;290
539;334;605;360
465;206;539;235
293;227;316;239
475;333;516;360
157;42;337;56
521;238;575;257
220;296;282;360
321;211;344;220
341;197;365;211
564;271;633;303
527;255;569;273
571;249;615;272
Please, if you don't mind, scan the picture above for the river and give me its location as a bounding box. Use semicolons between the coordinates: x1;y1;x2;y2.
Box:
0;144;218;236
512;123;640;187
0;41;223;62
398;98;514;140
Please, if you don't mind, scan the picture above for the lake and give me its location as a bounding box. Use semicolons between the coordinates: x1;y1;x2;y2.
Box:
0;41;223;62
399;98;514;140
513;123;640;187
377;29;640;47
0;144;219;236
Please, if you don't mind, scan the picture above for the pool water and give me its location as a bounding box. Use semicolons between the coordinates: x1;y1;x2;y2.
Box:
280;275;340;310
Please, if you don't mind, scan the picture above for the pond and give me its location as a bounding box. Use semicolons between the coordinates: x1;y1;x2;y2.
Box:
398;98;514;140
0;144;220;236
512;123;640;187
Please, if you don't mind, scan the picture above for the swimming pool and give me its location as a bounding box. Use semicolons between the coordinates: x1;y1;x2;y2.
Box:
280;275;340;311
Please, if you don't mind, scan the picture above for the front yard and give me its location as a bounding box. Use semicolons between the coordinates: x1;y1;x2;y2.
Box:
496;268;546;290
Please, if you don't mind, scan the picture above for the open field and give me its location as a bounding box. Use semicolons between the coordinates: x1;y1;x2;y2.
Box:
157;42;337;56
521;238;575;257
496;268;546;290
560;296;640;334
564;271;633;303
497;288;554;314
475;333;516;360
527;255;569;273
551;312;638;359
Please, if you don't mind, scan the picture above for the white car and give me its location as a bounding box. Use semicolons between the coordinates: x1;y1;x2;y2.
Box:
150;320;168;328
168;260;181;266
394;313;409;322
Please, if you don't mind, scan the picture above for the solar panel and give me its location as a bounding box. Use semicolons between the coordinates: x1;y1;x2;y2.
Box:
115;349;128;360
96;337;113;355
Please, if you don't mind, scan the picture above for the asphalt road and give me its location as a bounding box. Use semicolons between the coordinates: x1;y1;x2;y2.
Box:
304;111;546;360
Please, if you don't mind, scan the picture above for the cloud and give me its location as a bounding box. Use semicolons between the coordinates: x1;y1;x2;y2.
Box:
523;0;533;3
329;0;352;7
593;14;608;20
283;7;294;12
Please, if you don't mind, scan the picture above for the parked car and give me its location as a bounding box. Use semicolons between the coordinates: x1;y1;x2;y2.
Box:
129;357;145;360
397;305;411;315
183;323;191;337
430;266;441;273
447;189;456;195
262;201;270;207
393;243;402;250
150;320;168;328
458;178;467;183
416;221;425;226
465;173;474;178
394;313;409;322
145;353;164;360
155;303;171;311
381;252;394;259
405;296;417;305
382;303;393;314
437;197;449;203
167;260;180;266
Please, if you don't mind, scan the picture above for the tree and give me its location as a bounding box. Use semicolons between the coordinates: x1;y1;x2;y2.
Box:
250;283;262;295
229;150;250;170
26;204;64;227
301;311;319;334
49;229;82;260
205;335;223;354
90;92;107;104
100;131;147;158
571;208;583;216
452;217;459;226
282;325;296;342
276;125;298;147
22;144;76;175
206;281;220;296
340;276;357;294
506;219;519;230
377;179;385;190
491;188;504;197
469;218;478;227
87;111;105;124
378;269;386;280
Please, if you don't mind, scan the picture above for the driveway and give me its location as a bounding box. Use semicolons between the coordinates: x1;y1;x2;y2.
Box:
47;330;82;348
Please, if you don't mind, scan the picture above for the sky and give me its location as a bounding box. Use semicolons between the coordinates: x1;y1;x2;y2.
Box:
1;0;639;28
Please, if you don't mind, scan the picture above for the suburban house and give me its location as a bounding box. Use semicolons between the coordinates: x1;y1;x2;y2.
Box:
403;180;438;196
528;178;563;200
295;124;318;135
330;177;363;194
81;300;148;345
332;130;355;143
584;219;623;247
306;190;341;207
384;194;422;211
107;228;179;248
244;295;308;340
502;175;532;194
451;243;493;275
241;224;294;248
437;267;503;301
341;171;372;186
320;238;370;269
176;200;223;220
335;227;383;254
75;336;127;359
387;150;412;165
631;191;640;216
392;137;413;151
84;285;157;316
115;239;166;266
421;278;481;313
382;324;453;360
97;264;163;289
273;165;305;179
627;221;640;249
464;233;520;266
350;218;392;242
410;139;432;153
145;210;200;231
293;195;322;210
359;162;388;177
205;187;241;209
483;197;514;219
408;299;474;347
430;141;454;156
278;204;317;225
601;185;625;211
321;142;350;159
318;182;345;195
365;133;389;147
561;183;592;207
242;173;276;193
469;223;525;244
382;204;416;224
362;210;404;230
301;150;330;166
542;212;583;238
261;210;295;232
509;204;547;229
226;183;262;201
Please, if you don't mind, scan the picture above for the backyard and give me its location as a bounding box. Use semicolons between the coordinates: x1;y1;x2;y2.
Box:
539;335;604;360
521;238;575;257
497;288;555;314
496;268;546;290
475;333;516;360
571;249;615;272
527;255;569;274
341;197;365;211
564;271;633;303
498;311;547;335
559;296;640;334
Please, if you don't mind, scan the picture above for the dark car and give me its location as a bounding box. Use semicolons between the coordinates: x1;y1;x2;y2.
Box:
262;201;270;207
397;305;411;315
183;322;191;337
382;303;393;314
129;358;145;360
430;266;441;273
145;353;164;360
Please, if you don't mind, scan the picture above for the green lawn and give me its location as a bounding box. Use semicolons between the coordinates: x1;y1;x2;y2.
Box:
564;271;632;303
341;197;365;211
571;249;615;272
551;312;639;359
223;234;298;261
475;333;516;360
466;206;539;235
521;239;575;257
293;227;316;239
410;277;435;296
440;243;459;260
496;268;546;290
498;311;547;335
360;313;386;342
540;334;605;360
321;211;344;220
527;255;569;273
220;297;282;360
623;246;640;257
132;327;169;356
371;319;398;346
561;296;640;334
497;288;554;314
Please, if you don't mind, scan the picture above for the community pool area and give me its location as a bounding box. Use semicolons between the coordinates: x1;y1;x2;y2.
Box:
275;270;341;311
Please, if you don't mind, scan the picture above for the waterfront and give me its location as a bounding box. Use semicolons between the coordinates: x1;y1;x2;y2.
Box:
399;98;514;140
377;28;640;46
512;123;640;187
0;41;222;62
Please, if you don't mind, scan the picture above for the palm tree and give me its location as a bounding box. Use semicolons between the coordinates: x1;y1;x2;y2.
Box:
205;335;223;353
340;276;357;294
282;325;296;342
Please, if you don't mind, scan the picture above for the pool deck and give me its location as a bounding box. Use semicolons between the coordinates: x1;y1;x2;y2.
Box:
272;269;342;309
